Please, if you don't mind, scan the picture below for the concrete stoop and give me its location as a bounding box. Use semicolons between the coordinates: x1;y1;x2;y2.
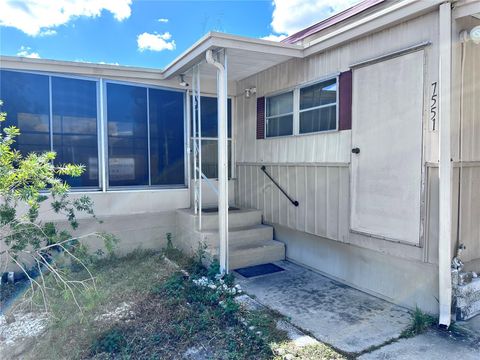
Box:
175;208;285;270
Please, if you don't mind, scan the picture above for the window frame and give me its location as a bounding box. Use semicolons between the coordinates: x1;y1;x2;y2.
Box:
1;68;102;191
103;79;188;190
1;69;189;192
264;90;295;138
263;74;339;138
189;93;235;180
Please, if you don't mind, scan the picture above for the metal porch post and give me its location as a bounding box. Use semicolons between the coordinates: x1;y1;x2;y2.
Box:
206;49;229;274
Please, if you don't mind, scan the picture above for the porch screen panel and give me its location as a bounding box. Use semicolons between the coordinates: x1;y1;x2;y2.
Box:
190;96;232;179
0;70;50;153
191;96;232;138
149;88;185;185
107;83;148;186
52;76;98;187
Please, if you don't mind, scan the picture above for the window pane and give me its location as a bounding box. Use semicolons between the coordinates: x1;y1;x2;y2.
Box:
107;83;148;186
190;139;232;179
191;96;232;138
300;79;337;110
266;92;293;117
149;88;185;186
299;105;337;133
266;115;293;137
0;70;50;154
52;76;98;187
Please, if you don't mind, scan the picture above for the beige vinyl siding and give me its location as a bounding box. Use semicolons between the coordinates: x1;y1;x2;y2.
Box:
235;11;441;263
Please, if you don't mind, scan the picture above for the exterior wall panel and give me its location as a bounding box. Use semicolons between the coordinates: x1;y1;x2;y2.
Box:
235;12;440;268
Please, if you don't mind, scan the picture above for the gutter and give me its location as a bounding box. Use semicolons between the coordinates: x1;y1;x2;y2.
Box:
438;1;453;328
205;50;229;274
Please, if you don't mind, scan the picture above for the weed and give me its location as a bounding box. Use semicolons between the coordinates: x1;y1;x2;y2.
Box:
401;306;436;338
90;327;127;355
166;232;173;250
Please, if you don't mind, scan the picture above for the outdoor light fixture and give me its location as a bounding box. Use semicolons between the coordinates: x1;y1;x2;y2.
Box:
244;87;257;98
179;74;189;87
460;25;480;44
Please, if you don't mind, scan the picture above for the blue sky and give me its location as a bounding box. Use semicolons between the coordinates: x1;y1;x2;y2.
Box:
0;0;359;69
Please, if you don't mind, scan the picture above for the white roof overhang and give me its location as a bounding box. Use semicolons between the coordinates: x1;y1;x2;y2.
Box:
160;32;303;82
453;0;480;19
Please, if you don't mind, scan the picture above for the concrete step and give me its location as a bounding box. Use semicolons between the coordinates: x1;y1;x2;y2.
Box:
176;208;263;231
207;240;286;270
200;224;273;248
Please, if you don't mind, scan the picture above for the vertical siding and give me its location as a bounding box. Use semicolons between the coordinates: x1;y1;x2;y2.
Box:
234;12;440;263
237;164;349;242
458;39;480;262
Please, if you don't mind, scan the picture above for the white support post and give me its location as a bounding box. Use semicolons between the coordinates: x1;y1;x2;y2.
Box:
206;49;229;274
197;66;203;231
438;1;453;328
192;69;198;215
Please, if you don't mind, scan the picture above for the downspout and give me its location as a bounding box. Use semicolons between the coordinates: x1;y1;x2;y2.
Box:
205;49;229;274
438;1;453;328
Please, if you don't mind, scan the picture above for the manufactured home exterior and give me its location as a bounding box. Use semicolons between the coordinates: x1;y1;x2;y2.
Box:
1;0;479;325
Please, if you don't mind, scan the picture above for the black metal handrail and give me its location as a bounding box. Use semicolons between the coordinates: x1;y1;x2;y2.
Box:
261;166;299;207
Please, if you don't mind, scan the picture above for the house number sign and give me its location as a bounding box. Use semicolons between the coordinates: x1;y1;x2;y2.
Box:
430;81;438;131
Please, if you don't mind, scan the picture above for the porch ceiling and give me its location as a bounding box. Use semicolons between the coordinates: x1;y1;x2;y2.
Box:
161;32;304;82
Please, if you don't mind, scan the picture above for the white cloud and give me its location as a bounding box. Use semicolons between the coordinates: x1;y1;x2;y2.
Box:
0;0;132;36
270;0;360;36
158;18;169;23
75;59;120;65
99;61;120;66
137;32;176;52
39;29;57;37
16;46;40;58
261;34;287;42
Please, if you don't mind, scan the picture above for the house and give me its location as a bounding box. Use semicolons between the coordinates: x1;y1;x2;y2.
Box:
1;0;479;327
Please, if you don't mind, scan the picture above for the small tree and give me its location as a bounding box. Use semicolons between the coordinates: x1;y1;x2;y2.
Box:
0;100;116;313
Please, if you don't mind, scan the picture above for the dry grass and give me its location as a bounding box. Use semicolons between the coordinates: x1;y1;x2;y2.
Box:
13;248;344;359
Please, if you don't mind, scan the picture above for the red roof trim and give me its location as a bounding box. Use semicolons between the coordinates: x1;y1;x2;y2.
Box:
282;0;385;44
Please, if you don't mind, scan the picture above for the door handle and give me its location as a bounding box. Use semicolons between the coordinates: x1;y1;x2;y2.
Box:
352;147;360;154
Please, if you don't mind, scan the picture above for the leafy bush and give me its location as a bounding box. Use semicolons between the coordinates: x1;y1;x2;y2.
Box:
0;100;116;312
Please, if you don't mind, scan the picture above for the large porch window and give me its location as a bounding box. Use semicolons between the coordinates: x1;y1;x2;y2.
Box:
103;82;186;188
0;69;187;190
0;70;99;188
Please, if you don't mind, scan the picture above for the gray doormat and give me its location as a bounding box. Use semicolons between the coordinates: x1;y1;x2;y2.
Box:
235;263;284;278
203;206;239;213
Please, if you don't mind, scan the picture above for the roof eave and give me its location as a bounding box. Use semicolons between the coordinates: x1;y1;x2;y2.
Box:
160;31;303;79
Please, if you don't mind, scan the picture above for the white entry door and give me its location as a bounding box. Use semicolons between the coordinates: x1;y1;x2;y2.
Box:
350;50;424;245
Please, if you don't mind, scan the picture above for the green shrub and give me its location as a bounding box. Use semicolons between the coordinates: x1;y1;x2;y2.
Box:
90;328;127;355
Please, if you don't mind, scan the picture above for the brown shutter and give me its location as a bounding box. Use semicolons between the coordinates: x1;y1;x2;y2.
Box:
339;70;352;131
256;96;265;139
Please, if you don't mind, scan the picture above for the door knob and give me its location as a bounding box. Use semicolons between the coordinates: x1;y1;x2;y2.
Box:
352;147;360;154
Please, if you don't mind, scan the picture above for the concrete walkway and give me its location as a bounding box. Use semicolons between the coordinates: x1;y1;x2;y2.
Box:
235;260;480;358
359;329;480;359
236;260;412;354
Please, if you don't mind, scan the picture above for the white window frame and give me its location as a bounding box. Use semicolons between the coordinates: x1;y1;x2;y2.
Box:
298;76;339;135
265;90;295;138
1;68;189;192
264;74;339;138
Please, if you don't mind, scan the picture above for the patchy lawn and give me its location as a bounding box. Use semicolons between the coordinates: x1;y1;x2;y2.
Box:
2;249;345;359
